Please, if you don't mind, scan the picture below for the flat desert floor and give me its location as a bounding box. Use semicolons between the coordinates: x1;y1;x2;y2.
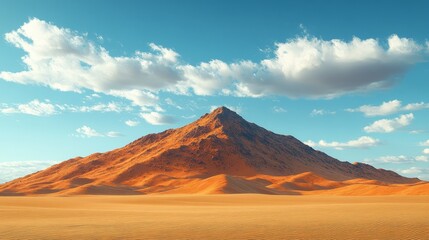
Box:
0;195;428;240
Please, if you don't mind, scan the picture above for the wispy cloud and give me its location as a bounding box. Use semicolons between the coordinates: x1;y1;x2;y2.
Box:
140;112;176;125
409;130;424;134
105;131;122;138
364;155;428;164
165;98;183;110
400;167;429;180
304;136;380;150
0;99;56;116
125;120;139;127
0;161;57;184
347;100;429;116
363;113;413;133
75;125;103;137
1;99;132;116
85;93;101;100
66;102;132;113
273;106;287;113
310;109;335;116
420;140;429;147
74;125;121;138
416;155;429;162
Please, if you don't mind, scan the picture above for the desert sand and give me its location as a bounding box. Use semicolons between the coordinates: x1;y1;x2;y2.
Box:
1;194;428;240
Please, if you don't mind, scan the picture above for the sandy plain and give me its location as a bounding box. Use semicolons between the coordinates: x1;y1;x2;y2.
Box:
0;194;428;240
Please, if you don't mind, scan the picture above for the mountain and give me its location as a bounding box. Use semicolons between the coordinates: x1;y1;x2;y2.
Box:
1;107;427;196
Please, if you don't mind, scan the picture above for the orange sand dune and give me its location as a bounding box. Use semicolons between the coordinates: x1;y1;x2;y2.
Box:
7;173;424;196
163;174;284;194
310;181;429;196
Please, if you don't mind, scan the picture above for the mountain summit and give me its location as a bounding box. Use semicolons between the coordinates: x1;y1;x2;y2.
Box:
1;107;427;195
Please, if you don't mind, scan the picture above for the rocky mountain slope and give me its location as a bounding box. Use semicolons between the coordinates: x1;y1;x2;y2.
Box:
1;107;426;196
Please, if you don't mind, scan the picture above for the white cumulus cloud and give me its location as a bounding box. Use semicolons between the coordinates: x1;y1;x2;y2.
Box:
66;102;131;113
400;167;429;180
0;18;427;113
310;109;335;116
74;125;121;138
365;155;428;164
415;155;429;162
347;100;429;116
420;140;429;147
0;99;56;116
106;131;122;138
75;125;103;138
304;136;380;150
403;102;429;111
231;35;424;98
165;98;183;109
0;18;179;110
1;99;131;116
178;60;233;96
377;155;412;163
85;93;101;100
125;120;139;127
273;106;287;113
140;112;176;125
423;149;429;154
347;100;401;116
364;113;413;133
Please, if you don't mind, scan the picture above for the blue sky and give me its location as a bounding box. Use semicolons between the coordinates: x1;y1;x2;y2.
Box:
1;0;429;183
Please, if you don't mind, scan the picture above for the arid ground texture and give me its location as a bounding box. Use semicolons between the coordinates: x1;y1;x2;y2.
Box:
1;195;428;240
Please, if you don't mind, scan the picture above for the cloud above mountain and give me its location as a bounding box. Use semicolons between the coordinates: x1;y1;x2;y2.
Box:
364;113;414;133
1;18;427;121
365;155;428;164
0;99;131;116
347;100;429;116
75;125;121;138
305;136;380;150
140;112;176;125
0;99;56;116
0;161;57;184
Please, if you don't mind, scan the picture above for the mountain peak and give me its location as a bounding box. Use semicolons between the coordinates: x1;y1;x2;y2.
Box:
196;106;250;133
209;106;239;118
0;106;423;196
